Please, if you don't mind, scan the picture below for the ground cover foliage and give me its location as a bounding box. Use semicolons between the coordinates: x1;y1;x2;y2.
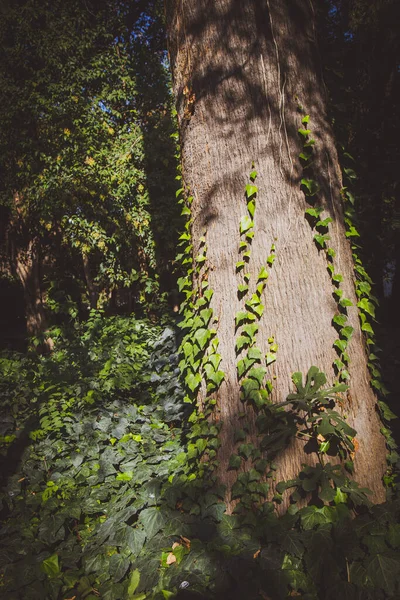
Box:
0;314;399;600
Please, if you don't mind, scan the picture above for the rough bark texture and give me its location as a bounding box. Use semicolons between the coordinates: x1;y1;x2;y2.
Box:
166;0;386;510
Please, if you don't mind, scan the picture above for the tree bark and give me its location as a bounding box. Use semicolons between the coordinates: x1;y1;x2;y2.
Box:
8;193;53;352
167;0;386;510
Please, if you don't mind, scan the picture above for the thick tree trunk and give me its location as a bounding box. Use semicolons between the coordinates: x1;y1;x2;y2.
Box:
167;0;386;510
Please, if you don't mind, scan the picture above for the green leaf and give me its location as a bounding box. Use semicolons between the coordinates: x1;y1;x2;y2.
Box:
267;254;275;266
357;298;376;319
334;339;347;353
248;366;267;385
239;215;254;235
301;178;320;196
247;200;256;217
305;207;324;219
185;372;202;392
229;454;242;469
339;297;353;308
249;169;257;181
237;283;249;295
236;261;245;272
235;311;255;327
41;554;61;578
314;234;330;248
258;266;269;281
248;347;262;361
340;326;354;340
242;323;259;339
333;358;345;371
301;115;310;124
343;167;357;180
236;336;250;353
333;314;347;327
194;328;210;350
316;217;333;228
345;226;360;238
207;370;225;389
116;471;133;481
265;352;277;366
298;128;311;137
127;570;140;598
138;508;165;540
245;184;258;198
378;401;397;421
364;553;400;594
332;273;343;284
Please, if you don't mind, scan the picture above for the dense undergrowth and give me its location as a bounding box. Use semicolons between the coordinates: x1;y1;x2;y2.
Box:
0;313;399;600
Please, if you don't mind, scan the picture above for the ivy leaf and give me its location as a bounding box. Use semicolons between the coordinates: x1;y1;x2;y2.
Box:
334;339;347;353
258;267;269;281
340;326;354;340
194;328;210;350
185;372;202;392
333;359;345;371
138;508;165;540
236;336;250;353
301;115;310;124
314;234;330;248
339;297;353;308
332;273;343;284
378;401;397;421
245;184;258;198
364;553;400;594
298;128;311;137
229;454;242;469
236;261;245;272
333;314;347;327
240;215;254;234
305;207;323;219
267;254;275;266
301;178;320;196
41;554;61;578
238;443;254;459
207;370;225;389
235;311;255;327
242;323;259;339
127;570;141;598
343;167;357;180
248;347;262;361
316;217;333;228
249;169;258;181
345;226;360;238
247;200;256;217
265;352;277;366
248;366;267;386
238;284;249;295
203;289;214;303
357;298;376;319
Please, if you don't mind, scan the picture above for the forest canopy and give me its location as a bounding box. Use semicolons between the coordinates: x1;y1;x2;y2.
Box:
0;1;399;599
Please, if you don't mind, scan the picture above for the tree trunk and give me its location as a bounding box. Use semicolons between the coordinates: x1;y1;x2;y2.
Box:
82;252;99;309
8;193;53;352
167;0;386;510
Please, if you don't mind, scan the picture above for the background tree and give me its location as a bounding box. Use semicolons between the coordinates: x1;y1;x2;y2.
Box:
0;0;179;348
